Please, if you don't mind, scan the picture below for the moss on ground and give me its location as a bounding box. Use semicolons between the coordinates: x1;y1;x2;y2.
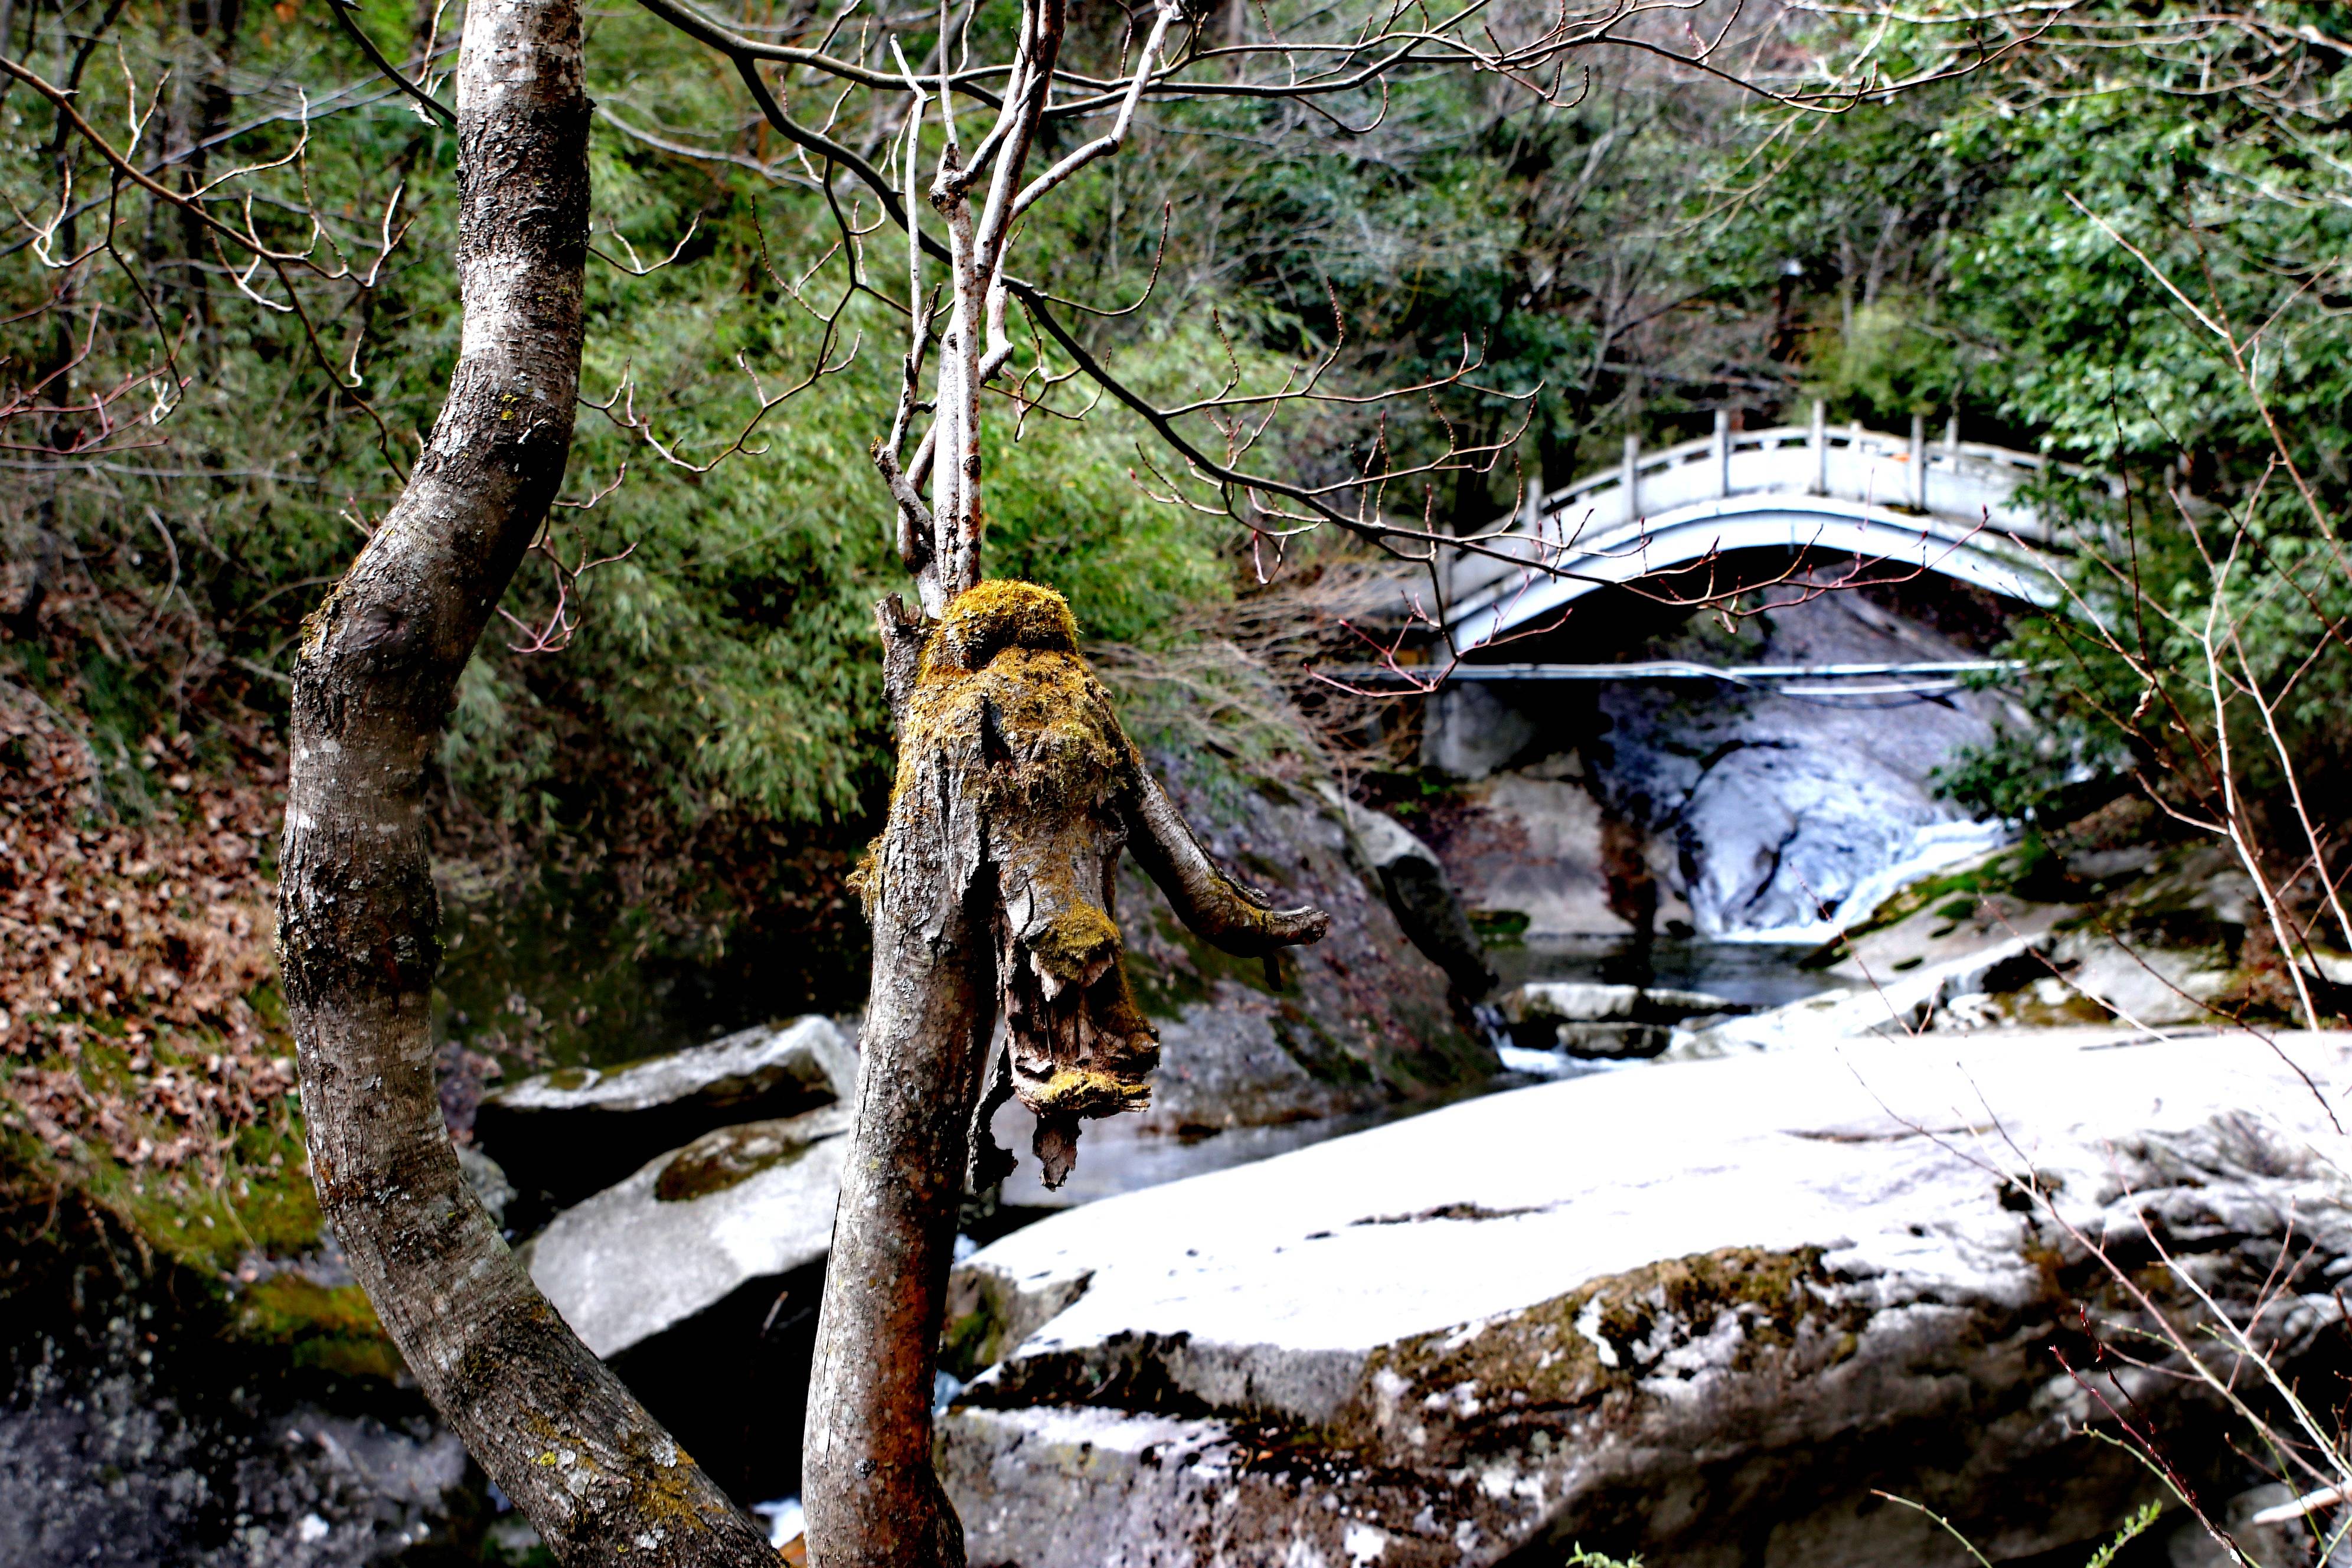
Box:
1;1032;408;1387
1469;909;1533;946
234;1273;403;1381
6;1043;325;1278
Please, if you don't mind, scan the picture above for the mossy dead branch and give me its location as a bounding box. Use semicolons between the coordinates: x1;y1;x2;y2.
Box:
860;579;1327;1187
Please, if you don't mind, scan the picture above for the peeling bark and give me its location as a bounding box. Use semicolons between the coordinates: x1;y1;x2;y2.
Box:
275;1;770;1562
804;581;1330;1568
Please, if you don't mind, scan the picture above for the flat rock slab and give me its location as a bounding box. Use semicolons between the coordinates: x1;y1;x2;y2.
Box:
475;1016;855;1209
525;1103;849;1357
942;1030;2352;1567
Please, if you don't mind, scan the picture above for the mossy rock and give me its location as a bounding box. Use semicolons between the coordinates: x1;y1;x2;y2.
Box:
1364;1244;1851;1423
652;1115;831;1203
234;1274;406;1382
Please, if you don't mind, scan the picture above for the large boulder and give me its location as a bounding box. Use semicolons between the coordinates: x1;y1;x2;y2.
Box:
940;1030;2352;1567
1423;769;1662;940
1421;682;1538;781
1114;762;1492;1134
521;1103;848;1358
473;1015;855;1211
1681;838;2268;1055
1589;592;2013;939
1315;783;1494;999
1417;590;2019;945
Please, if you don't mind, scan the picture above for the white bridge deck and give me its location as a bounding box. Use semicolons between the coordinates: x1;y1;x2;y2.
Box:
1444;407;2075;651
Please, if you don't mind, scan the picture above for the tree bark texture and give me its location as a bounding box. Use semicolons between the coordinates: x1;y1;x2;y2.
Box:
804;582;1330;1568
274;2;772;1562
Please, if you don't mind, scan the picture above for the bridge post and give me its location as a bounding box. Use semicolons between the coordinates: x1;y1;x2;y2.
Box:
1622;433;1641;524
1809;400;1826;495
1713;409;1731;499
1910;414;1927;509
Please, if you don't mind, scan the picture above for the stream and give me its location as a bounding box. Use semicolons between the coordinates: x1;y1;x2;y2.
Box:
991;935;1834;1214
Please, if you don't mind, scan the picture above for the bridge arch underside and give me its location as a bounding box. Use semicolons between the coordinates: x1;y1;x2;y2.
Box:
1448;498;2059;649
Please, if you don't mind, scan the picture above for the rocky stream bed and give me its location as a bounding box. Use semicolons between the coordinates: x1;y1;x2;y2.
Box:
10;591;2348;1565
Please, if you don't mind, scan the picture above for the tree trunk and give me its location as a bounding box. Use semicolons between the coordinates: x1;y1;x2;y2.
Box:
275;1;772;1562
803;583;1329;1568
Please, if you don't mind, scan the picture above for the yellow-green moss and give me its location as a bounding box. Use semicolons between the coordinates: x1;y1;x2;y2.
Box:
4;995;322;1276
652;1120;822;1203
886;579;1166;1139
848;839;882;913
927;579;1081;674
1024;1066;1152;1118
1803;838;2056;965
1031;904;1121;985
64;1111;326;1276
236;1273;405;1381
892;590;1131;825
1364;1245;1846;1423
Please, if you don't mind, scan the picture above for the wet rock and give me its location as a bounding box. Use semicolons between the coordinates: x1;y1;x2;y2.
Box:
1317;783;1495;998
1413;593;2023;945
1721;838;2263;1047
474;1015;855;1211
454;1145;515;1229
1669;935;2048;1056
1426;770;1665;940
0;1384;471;1568
1113;759;1492;1136
1590;591;2017;940
1502;980;1744;1058
940;1031;2352;1568
0;1182;482;1568
2023;929;2238;1027
522;1104;850;1357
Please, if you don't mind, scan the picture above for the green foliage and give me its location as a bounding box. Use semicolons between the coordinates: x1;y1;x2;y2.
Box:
1932;718;2128;825
2;0;1240;846
1562;1544;1644;1568
2084;1501;2163;1568
1702;5;2352;847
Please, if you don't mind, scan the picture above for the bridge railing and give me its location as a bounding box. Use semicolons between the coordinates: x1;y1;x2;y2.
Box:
1448;404;2072;609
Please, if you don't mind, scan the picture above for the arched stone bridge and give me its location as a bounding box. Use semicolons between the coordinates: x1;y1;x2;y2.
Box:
1444;407;2074;651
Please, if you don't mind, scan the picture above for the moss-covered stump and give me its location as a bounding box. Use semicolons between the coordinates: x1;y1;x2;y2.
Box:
939;1031;2352;1568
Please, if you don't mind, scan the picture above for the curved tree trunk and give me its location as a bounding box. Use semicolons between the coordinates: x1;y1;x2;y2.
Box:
275;1;771;1562
803;584;1329;1568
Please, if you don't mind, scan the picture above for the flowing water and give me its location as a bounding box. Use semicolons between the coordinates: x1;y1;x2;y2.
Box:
1491;933;1835;1010
988;935;1835;1214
